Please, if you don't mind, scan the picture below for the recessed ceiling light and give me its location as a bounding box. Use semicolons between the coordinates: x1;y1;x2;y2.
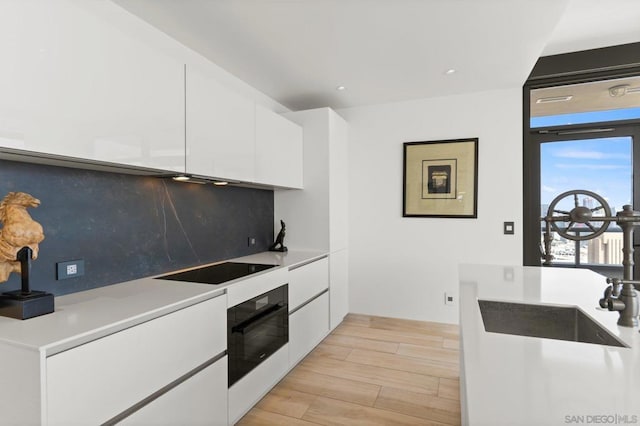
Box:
444;69;456;75
536;95;573;104
608;84;629;97
608;84;640;96
336;85;346;91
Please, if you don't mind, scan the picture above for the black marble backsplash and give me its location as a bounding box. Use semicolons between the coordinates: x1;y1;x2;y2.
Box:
0;160;274;296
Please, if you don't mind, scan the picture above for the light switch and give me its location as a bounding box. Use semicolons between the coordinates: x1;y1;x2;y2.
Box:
504;221;515;235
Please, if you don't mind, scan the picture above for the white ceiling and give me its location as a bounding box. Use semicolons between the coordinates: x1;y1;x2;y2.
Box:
542;0;640;56
113;0;640;111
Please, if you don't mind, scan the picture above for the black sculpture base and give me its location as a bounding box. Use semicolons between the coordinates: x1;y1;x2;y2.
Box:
0;290;54;320
269;246;288;253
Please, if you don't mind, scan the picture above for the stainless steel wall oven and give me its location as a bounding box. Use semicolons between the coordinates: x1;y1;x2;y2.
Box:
227;284;288;387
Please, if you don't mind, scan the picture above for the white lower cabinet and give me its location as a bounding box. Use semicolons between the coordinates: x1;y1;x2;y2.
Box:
287;258;331;366
228;344;289;424
289;292;330;366
329;249;349;330
120;356;228;426
46;295;227;425
0;257;342;425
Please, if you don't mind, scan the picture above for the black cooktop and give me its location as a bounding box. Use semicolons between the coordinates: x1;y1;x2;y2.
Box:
156;262;277;285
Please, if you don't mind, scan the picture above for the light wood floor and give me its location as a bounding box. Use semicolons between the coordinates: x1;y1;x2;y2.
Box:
237;313;461;426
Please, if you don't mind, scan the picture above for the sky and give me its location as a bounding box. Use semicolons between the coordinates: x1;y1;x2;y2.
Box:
531;107;640;129
540;137;632;215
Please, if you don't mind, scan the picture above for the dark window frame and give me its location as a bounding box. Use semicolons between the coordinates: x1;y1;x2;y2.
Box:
523;42;640;273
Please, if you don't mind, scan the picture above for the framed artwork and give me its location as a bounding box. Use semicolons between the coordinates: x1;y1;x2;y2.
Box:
403;138;478;218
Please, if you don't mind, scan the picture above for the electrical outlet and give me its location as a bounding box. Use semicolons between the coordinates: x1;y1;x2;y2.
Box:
503;266;515;282
444;292;455;306
247;237;256;247
57;259;85;280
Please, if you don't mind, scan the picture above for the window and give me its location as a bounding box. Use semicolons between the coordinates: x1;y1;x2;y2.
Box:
540;136;632;268
523;43;640;277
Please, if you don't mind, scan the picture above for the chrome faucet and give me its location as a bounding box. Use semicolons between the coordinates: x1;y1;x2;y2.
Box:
600;277;639;327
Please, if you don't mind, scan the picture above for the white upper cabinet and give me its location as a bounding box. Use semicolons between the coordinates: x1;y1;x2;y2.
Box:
0;1;185;172
185;64;255;182
255;104;303;189
0;1;303;186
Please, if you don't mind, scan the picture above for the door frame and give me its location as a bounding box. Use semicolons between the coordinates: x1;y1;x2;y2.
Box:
523;43;640;271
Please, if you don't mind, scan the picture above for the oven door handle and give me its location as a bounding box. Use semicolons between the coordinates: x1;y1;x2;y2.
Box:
231;303;287;335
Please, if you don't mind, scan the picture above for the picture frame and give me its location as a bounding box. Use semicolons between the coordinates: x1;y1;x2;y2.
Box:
403;138;478;218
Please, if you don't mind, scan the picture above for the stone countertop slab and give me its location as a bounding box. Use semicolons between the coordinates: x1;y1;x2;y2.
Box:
459;264;640;426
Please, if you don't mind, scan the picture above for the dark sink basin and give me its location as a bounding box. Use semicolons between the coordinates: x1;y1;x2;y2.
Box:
478;300;628;348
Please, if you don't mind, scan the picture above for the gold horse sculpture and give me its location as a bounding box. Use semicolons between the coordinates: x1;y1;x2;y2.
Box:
0;192;45;282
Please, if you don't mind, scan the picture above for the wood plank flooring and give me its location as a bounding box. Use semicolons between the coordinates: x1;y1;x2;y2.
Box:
237;314;461;426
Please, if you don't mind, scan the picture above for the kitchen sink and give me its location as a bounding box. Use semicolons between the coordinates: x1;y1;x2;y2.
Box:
478;300;629;348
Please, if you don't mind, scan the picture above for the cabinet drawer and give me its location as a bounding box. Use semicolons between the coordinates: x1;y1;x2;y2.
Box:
227;267;288;308
289;292;329;366
228;344;289;424
119;356;228;426
46;295;226;425
288;257;329;310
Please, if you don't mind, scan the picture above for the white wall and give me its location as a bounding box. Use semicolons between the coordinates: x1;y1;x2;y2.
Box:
337;88;523;324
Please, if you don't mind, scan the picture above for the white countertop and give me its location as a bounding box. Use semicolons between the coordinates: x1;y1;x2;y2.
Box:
230;250;327;269
0;250;326;356
459;264;640;426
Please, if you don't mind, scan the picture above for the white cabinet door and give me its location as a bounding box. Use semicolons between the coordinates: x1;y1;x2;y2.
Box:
186;64;255;182
255;104;303;189
289;292;329;366
328;110;349;251
46;296;226;425
329;249;349;330
0;1;184;171
120;356;228;426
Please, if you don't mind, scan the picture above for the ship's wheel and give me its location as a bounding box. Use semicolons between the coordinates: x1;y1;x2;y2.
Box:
545;189;612;241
